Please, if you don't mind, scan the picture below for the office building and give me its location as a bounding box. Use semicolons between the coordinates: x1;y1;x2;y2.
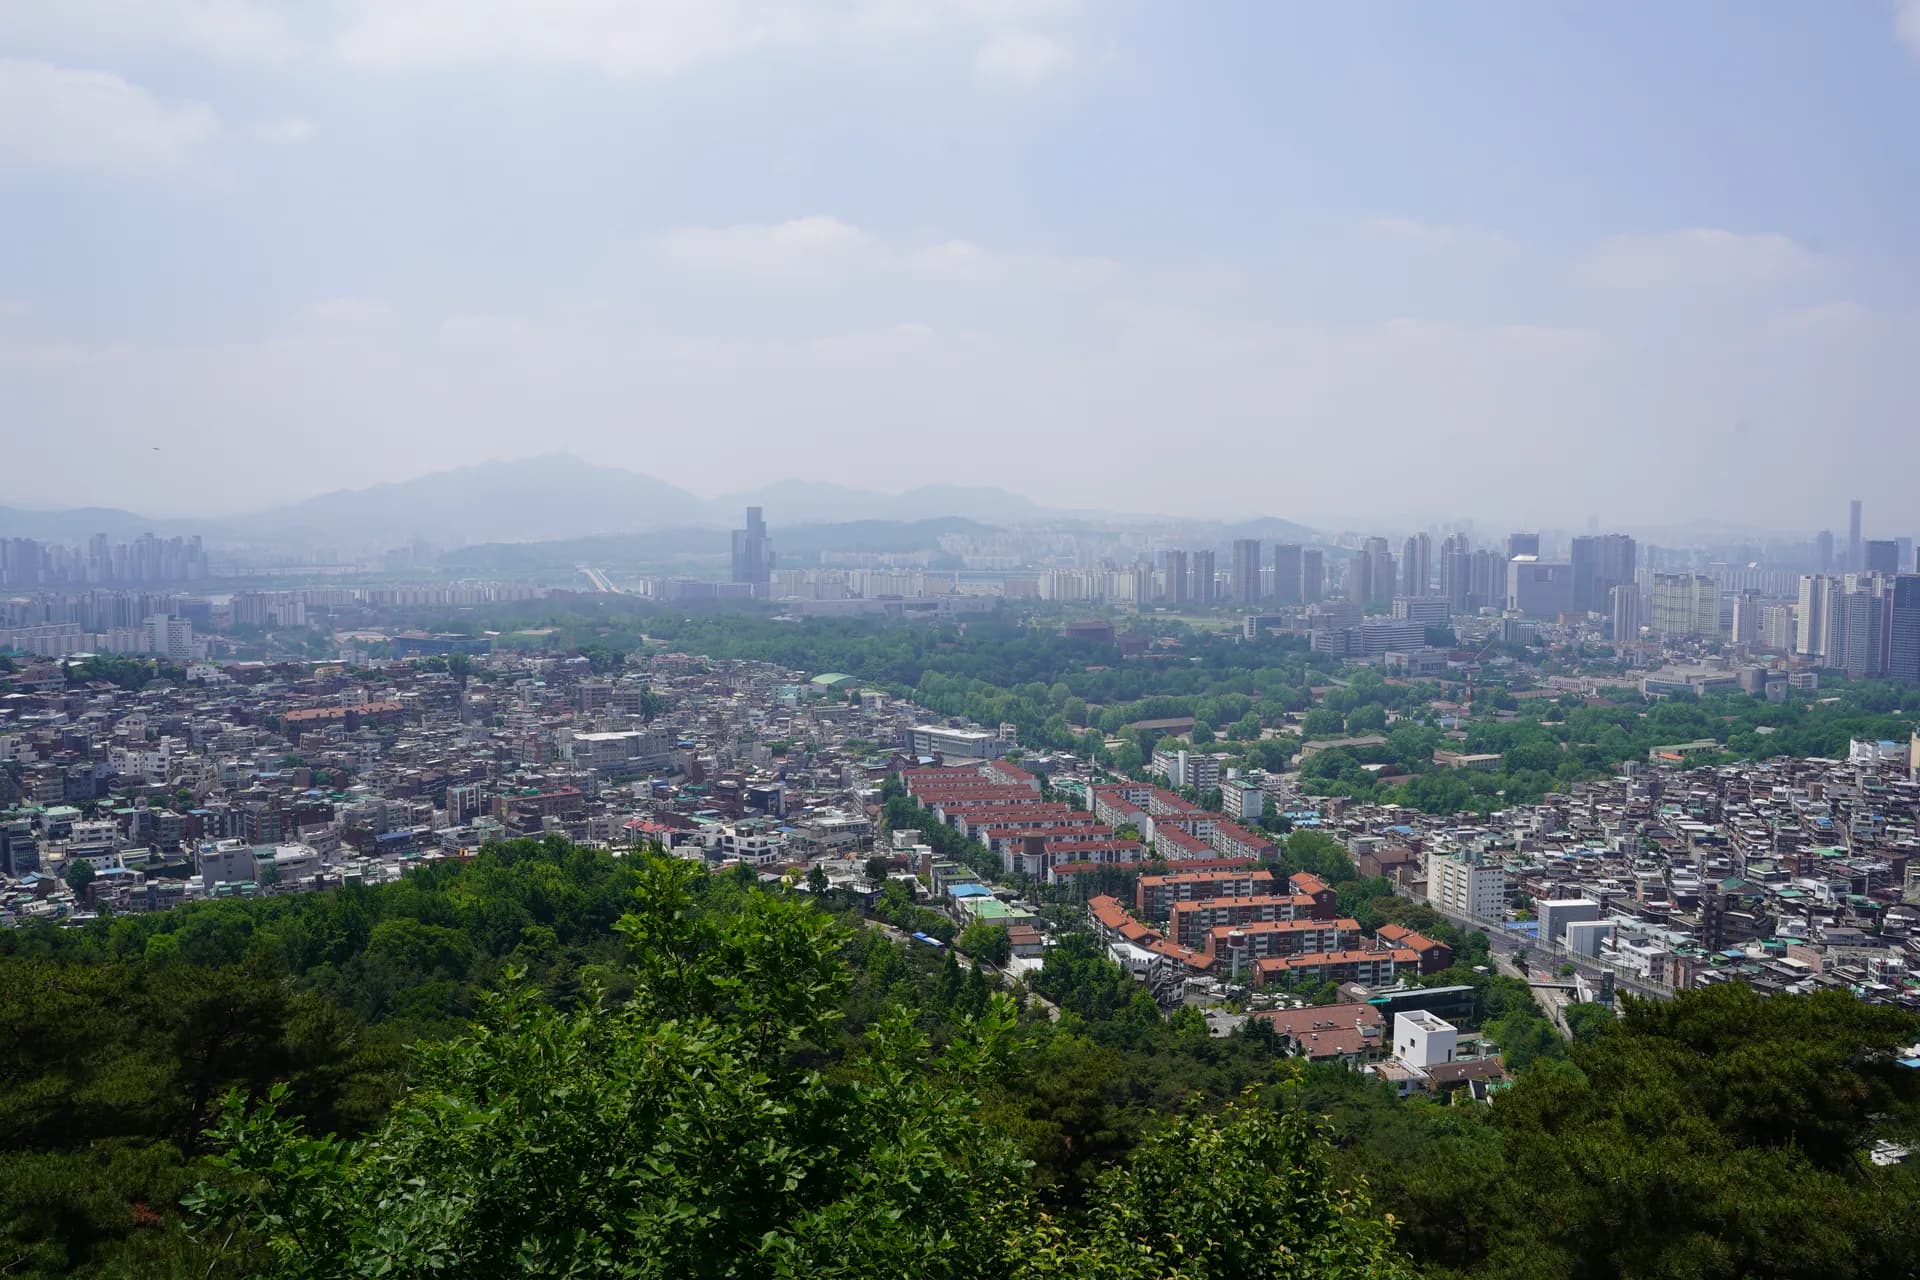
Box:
1299;548;1324;603
1537;898;1601;945
1815;530;1834;574
1570;533;1637;614
1848;499;1863;573
729;507;774;597
1505;532;1540;560
1230;539;1262;605
1866;540;1900;576
1507;557;1574;619
1650;572;1719;639
1272;543;1303;605
1392;596;1451;625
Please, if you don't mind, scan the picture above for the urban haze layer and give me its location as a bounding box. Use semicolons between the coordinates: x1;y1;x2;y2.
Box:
1;464;1916;1278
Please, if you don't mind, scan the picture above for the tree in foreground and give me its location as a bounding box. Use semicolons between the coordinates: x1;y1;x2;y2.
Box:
191;856;1411;1280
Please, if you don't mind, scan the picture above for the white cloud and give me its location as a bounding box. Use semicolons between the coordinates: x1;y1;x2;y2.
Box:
660;217;1113;291
1360;216;1458;246
661;216;874;280
0;1;300;64
1897;0;1920;58
251;116;315;145
975;29;1070;82
0;58;218;178
335;0;1076;75
1574;228;1823;291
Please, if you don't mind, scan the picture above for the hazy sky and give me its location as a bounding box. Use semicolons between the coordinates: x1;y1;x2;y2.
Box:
3;2;1918;531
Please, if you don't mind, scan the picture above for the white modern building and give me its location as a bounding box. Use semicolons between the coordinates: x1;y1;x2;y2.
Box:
1426;851;1508;921
1393;1011;1458;1068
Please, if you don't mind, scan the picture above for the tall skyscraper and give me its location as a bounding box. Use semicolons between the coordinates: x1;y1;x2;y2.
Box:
1191;550;1216;604
1848;499;1863;573
1300;548;1324;603
1163;550;1189;605
1272;543;1303;605
1815;530;1834;573
1230;539;1262;605
730;506;774;596
1347;550;1372;605
1866;540;1900;576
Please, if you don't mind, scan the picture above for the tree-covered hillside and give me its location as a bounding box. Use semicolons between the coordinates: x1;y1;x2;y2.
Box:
1;839;1914;1278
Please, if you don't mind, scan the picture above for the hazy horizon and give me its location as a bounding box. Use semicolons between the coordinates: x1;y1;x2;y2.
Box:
5;3;1919;531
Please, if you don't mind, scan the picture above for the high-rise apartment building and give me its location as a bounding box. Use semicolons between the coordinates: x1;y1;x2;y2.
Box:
1163;550;1190;605
1610;583;1642;642
1400;533;1431;598
729;507;774;597
1230;539;1262;605
1889;575;1920;687
1299;548;1324;603
1848;499;1863;573
1889;576;1920;684
1272;543;1303;605
1836;584;1884;677
1759;604;1797;653
1426;851;1508;921
1650;572;1719;639
1730;590;1766;646
1796;574;1831;659
1192;550;1217;605
1366;538;1395;606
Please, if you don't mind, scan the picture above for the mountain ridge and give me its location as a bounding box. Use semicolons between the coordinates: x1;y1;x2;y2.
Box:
0;454;1317;550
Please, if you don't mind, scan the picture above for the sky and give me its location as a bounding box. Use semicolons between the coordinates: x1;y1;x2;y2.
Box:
3;1;1919;532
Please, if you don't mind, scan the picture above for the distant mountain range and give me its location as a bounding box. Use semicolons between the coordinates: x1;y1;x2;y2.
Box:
0;454;1316;552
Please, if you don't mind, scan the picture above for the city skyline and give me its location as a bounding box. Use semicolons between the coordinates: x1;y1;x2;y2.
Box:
4;3;1920;522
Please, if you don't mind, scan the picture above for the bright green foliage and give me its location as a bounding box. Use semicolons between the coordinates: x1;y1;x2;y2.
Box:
190;857;1411;1280
959;921;1013;967
1052;1096;1415;1280
1309;983;1920;1280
